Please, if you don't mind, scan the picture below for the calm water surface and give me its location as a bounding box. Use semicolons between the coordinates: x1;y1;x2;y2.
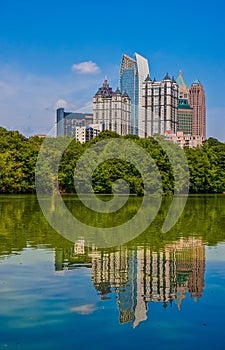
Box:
0;195;225;349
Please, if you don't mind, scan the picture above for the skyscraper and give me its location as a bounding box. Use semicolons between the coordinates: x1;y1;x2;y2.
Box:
120;53;149;137
176;71;193;135
93;79;130;136
142;73;178;136
189;80;206;139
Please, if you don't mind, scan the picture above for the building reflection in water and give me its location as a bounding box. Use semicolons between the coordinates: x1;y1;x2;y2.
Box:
55;237;205;328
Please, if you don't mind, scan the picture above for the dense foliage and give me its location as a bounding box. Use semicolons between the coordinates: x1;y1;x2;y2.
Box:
1;195;225;258
0;127;225;194
0;127;43;193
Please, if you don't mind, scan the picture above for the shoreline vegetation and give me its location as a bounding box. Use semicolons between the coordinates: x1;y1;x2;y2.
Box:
0;127;225;195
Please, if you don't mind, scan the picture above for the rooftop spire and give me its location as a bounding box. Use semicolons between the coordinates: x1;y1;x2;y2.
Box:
114;86;121;95
176;70;187;87
103;78;108;88
94;78;113;97
163;72;171;80
144;74;151;82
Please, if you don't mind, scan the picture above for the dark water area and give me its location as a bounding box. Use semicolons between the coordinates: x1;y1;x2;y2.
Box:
0;195;225;349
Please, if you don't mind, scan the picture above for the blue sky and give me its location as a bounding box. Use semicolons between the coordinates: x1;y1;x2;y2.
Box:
0;0;225;140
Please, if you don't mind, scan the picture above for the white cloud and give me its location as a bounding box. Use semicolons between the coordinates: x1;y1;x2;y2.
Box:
0;64;102;136
54;99;68;109
70;304;96;315
1;63;224;142
54;99;77;111
71;61;100;74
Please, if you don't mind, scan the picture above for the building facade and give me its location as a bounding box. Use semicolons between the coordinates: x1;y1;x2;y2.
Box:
176;71;193;135
142;73;178;137
189;80;206;140
93;79;130;136
85;123;104;142
74;126;86;144
56;108;103;143
165;130;204;148
56;108;93;137
120;53;149;137
177;99;193;135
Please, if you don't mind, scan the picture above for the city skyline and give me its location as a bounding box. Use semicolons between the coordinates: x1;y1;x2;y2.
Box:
57;69;205;147
0;0;224;140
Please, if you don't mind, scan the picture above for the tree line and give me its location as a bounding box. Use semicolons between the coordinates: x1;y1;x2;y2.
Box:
0;127;225;195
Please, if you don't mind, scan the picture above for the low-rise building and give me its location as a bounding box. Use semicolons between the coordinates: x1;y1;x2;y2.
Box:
56;108;93;137
165;130;204;148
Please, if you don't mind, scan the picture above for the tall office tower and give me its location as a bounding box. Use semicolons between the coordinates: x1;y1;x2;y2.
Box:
120;53;150;137
189;80;206;139
93;79;130;136
142;73;178;137
176;71;193;135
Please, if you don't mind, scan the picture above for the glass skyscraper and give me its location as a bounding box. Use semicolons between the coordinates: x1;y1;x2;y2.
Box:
120;53;149;137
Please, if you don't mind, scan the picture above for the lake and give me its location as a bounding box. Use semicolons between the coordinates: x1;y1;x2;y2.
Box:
0;194;225;349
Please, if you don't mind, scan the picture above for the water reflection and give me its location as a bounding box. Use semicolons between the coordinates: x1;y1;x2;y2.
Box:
55;237;205;328
1;195;225;349
1;194;225;255
0;194;223;328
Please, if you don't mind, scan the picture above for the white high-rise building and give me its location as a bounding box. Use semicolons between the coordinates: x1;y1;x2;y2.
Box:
93;79;130;136
142;73;178;137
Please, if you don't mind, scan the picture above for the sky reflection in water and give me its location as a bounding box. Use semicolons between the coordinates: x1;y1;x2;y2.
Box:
0;195;225;349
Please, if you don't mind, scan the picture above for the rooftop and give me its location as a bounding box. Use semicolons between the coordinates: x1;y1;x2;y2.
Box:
64;112;93;119
178;99;193;110
176;70;188;87
191;79;201;86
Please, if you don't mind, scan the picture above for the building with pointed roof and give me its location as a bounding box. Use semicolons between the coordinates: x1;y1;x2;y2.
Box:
142;74;178;136
93;79;130;136
175;71;206;140
176;70;193;135
95;79;113;97
144;74;151;82
163;72;171;81
176;70;190;100
176;70;187;87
